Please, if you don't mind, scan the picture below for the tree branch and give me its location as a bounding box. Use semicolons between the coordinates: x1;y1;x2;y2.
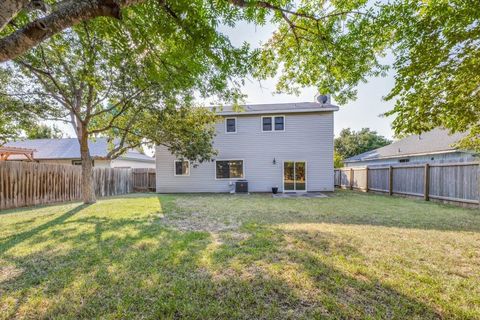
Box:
0;0;32;32
0;0;134;62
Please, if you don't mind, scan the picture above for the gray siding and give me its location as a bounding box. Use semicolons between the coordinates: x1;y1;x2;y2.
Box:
344;151;477;168
156;112;334;193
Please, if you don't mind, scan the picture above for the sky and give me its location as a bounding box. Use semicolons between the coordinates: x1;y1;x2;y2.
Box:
221;21;397;140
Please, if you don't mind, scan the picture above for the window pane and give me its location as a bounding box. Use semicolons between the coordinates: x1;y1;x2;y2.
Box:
175;160;189;175
295;162;306;191
216;161;230;179
229;160;243;178
274;116;284;131
216;160;243;179
226;118;236;132
284;162;295;190
262;117;272;131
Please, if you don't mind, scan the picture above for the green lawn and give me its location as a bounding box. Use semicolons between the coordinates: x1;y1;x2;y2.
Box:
1;191;479;319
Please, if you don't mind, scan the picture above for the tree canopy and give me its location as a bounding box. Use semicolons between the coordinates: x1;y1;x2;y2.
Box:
25;124;63;139
381;0;480;151
1;20;228;202
2;1;477;150
334;128;391;162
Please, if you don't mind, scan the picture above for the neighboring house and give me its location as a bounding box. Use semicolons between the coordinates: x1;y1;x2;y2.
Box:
344;128;477;167
156;97;339;193
5;138;155;168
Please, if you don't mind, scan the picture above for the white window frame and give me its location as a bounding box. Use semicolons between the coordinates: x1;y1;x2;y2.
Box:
214;159;245;180
174;160;190;176
282;160;307;193
261;115;285;132
225;117;237;134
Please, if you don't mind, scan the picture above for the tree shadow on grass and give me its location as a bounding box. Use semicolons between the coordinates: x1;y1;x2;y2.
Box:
210;224;445;319
0;204;90;255
0;197;458;319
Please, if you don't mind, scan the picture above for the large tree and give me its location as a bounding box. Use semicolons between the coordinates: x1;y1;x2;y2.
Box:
1;19;233;203
3;0;478;150
334;128;391;161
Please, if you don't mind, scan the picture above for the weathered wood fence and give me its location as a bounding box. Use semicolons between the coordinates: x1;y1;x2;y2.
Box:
132;168;156;192
0;161;135;210
334;162;479;206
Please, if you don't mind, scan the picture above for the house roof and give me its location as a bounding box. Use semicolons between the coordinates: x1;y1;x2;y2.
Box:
5;138;154;162
212;102;339;116
344;128;472;163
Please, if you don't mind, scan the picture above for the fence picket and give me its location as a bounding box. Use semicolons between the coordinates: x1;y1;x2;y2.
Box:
0;162;138;210
335;162;479;206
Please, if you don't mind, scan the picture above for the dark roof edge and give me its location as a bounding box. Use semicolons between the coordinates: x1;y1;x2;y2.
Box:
344;149;475;163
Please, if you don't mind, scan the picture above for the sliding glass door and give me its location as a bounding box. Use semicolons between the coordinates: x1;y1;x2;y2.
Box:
283;161;306;192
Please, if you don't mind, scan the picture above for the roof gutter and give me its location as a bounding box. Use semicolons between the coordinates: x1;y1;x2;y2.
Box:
344;149;469;163
216;107;339;116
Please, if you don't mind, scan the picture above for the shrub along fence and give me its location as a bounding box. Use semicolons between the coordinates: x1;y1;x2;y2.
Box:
0;161;136;210
334;162;479;206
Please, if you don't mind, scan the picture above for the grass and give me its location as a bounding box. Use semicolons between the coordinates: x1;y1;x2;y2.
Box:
0;190;479;319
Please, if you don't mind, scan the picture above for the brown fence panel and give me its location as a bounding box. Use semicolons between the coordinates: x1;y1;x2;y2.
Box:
392;165;425;197
429;163;479;204
368;167;390;192
0;162;134;210
335;162;479;206
132;168;156;192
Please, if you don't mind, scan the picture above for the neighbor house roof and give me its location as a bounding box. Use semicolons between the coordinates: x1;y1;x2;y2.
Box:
5;138;154;162
344;128;472;163
212;102;339;116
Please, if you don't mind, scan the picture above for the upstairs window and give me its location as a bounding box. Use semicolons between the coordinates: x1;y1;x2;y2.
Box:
274;116;284;131
399;159;410;163
225;118;236;133
174;160;190;176
262;116;285;132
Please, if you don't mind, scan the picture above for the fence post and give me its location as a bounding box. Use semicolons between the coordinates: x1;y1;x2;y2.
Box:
424;163;430;201
349;168;354;190
365;167;369;192
388;166;393;196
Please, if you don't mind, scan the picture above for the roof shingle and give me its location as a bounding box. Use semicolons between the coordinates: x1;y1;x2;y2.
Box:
5;138;154;162
344;128;471;163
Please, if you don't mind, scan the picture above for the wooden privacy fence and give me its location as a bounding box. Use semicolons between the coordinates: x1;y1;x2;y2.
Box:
334;162;480;206
0;161;133;210
132;168;156;192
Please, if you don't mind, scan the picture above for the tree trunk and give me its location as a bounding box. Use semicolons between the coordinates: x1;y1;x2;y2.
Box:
79;133;96;204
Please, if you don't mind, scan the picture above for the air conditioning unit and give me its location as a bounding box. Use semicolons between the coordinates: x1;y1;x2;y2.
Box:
235;180;248;193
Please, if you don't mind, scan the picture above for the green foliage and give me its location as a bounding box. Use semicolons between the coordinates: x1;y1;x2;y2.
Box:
0;68;57;144
334;151;344;168
334;128;391;160
3;0;478;152
1;16;241;161
253;1;389;104
380;0;480;151
25;124;63;139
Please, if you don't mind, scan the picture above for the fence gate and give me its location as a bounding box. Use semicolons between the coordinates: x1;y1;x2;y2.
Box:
132;168;156;192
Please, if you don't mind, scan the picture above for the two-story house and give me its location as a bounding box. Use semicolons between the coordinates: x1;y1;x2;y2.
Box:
155;97;339;193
